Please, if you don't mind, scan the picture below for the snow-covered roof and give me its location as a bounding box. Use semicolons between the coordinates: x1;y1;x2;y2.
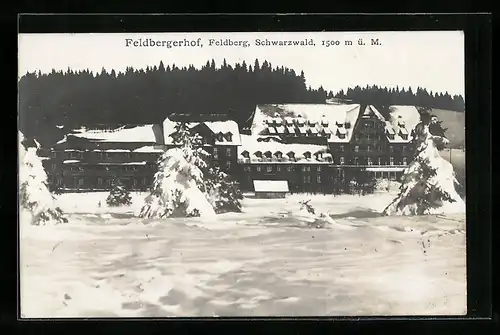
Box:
133;145;165;153
63;160;80;164
238;134;330;164
363;105;386;122
163;118;241;146
253;180;289;193
68;124;157;143
252;104;361;143
385;105;421;143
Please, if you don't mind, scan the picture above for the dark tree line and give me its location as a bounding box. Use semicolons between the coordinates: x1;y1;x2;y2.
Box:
18;59;326;147
18;59;464;148
330;85;465;112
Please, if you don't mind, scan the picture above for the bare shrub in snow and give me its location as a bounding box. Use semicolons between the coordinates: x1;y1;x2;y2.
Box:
19;131;68;225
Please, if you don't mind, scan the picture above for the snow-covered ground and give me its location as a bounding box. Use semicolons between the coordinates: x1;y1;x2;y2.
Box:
20;190;466;317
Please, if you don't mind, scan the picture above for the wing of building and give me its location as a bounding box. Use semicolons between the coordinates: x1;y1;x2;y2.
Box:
237;104;420;193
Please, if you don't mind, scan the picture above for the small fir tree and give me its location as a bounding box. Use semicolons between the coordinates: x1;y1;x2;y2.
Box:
106;178;132;207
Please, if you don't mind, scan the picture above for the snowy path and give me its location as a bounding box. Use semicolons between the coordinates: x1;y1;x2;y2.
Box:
20;193;466;317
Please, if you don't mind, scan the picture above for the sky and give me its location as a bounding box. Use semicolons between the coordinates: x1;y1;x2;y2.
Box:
18;31;465;96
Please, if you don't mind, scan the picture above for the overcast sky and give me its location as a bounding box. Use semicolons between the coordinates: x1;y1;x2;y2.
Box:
18;31;464;96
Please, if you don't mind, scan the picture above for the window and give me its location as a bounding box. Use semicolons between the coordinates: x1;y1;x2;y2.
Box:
302;166;307;172
367;145;371;152
340;157;345;165
133;179;138;186
51;151;57;158
317;166;321;172
142;178;148;185
367;134;371;140
98;178;103;185
78;152;83;159
303;176;311;184
106;179;111;186
244;166;251;172
354;157;359;166
226;161;231;169
317;175;321;183
378;157;382;165
213;148;218;159
51;163;56;171
389;146;394;153
340;145;344;152
354;146;359;152
226;148;232;156
287;166;292;172
267;166;272;172
367;157;373;165
257;166;262;172
78;178;84;186
390;157;394;166
402;157;408;165
276;166;281;172
402;145;407;153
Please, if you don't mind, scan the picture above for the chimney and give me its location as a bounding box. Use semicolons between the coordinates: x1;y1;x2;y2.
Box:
152;124;165;145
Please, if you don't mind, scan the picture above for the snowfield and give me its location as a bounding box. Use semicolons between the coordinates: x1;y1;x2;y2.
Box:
20;190;466;317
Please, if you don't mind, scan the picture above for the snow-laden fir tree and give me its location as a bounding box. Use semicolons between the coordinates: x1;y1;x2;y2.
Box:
139;122;242;219
106;178;132;207
19;131;68;225
383;115;465;216
204;165;243;214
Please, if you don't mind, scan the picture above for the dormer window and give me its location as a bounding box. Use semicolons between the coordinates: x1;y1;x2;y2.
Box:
263;151;272;160
303;151;312;159
336;121;344;127
224;132;233;142
286;151;296;160
254;151;262;158
216;132;224;142
275;151;283;159
345;121;351;129
398;120;406;127
241;150;250;158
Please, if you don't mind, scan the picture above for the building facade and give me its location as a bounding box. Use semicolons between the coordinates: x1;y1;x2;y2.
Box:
44;124;164;192
44;103;420;194
237;103;420;193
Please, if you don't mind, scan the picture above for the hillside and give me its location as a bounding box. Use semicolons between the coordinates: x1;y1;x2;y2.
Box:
430;108;465;149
